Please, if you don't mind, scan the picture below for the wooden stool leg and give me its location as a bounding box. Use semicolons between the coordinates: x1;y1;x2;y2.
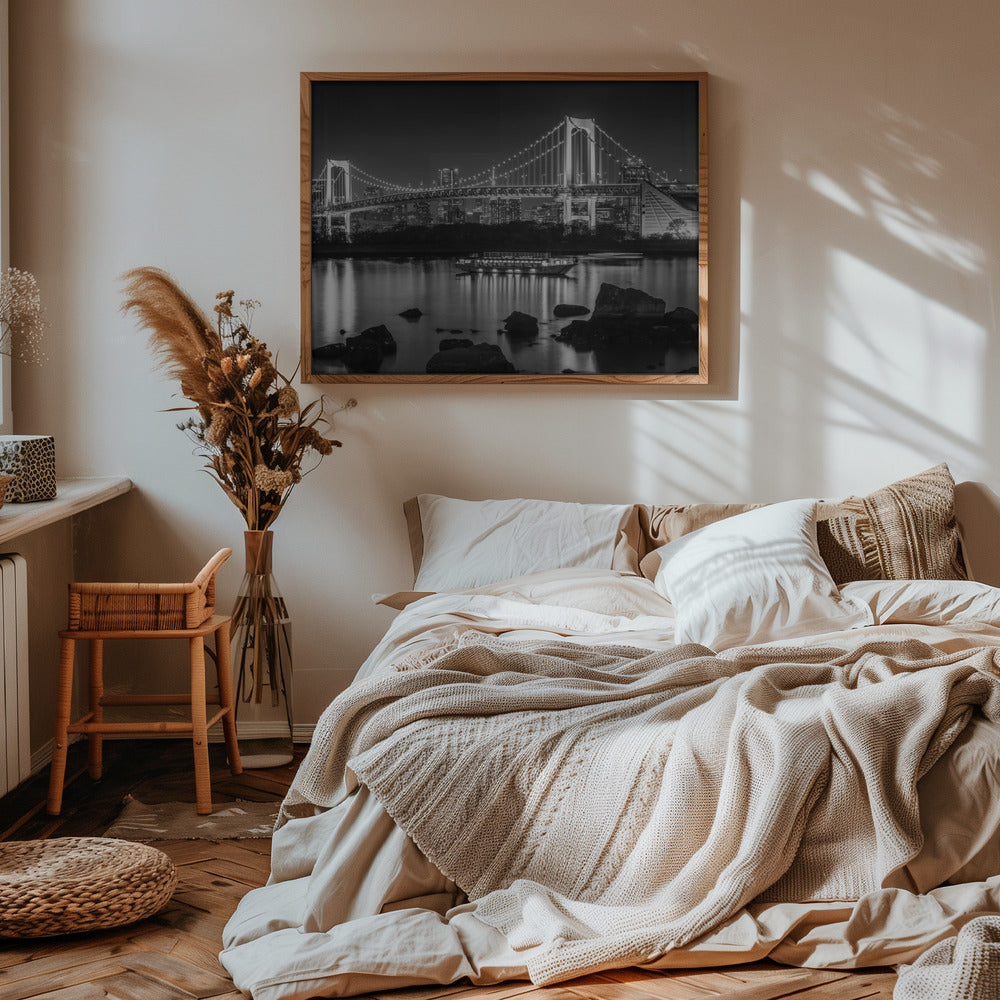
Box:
87;638;104;780
47;638;77;815
214;620;242;776
189;635;212;815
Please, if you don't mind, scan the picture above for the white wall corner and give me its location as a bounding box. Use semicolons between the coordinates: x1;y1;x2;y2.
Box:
0;0;11;434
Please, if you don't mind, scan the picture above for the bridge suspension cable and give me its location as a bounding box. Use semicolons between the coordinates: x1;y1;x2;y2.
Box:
459;122;564;187
314;116;683;199
593;122;678;185
346;162;412;194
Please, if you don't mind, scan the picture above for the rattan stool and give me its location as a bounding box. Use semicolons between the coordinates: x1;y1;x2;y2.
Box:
47;549;243;816
0;837;177;938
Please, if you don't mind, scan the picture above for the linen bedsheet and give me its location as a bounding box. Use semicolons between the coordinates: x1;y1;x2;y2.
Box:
221;569;1000;1000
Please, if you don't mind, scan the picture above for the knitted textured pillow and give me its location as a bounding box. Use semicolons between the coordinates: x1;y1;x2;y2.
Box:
817;464;967;584
637;503;759;578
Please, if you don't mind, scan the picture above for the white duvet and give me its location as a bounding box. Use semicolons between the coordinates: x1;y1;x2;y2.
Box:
221;569;1000;1000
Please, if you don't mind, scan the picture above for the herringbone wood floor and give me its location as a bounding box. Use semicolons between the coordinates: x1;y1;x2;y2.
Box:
0;742;896;999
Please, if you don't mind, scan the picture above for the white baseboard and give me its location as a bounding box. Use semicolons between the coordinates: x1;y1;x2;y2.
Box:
30;737;58;776
208;722;315;744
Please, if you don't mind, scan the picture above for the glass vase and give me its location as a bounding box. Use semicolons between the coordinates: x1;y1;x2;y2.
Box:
231;529;294;768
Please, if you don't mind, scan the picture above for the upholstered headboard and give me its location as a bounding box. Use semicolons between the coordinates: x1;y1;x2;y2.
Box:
955;481;1000;587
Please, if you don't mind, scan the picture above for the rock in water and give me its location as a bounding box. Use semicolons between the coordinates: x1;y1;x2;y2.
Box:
592;282;666;318
351;324;396;355
398;307;422;320
439;338;473;351
661;306;699;345
553;282;683;353
553;303;590;318
342;337;382;373
312;342;347;361
665;306;698;326
315;324;396;369
426;343;515;374
502;311;539;337
555;319;599;350
333;324;398;373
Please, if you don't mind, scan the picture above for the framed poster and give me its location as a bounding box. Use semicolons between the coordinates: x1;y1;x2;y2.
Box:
301;72;707;384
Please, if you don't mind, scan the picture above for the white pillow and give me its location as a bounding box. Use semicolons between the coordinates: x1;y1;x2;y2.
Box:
653;498;872;650
411;495;634;591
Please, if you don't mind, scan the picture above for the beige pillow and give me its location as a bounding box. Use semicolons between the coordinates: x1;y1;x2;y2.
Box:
638;503;759;578
816;464;967;584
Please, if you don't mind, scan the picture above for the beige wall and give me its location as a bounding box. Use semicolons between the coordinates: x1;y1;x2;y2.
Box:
8;0;1000;729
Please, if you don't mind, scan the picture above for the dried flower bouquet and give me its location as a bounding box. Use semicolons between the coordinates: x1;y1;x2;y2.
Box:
122;266;353;531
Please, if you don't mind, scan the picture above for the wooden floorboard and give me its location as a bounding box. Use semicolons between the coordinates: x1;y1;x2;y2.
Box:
0;741;896;999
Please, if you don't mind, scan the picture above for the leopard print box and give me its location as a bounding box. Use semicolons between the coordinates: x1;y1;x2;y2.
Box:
0;435;56;502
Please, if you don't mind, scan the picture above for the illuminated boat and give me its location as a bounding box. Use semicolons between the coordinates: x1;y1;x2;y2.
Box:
584;251;645;262
455;251;576;276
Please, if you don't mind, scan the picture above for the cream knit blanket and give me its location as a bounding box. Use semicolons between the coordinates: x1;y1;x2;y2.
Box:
280;636;1000;985
895;916;1000;999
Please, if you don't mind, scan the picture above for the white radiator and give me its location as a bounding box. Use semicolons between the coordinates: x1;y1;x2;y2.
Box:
0;553;29;797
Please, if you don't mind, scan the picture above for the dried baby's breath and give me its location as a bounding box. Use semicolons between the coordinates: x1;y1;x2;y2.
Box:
0;267;47;364
254;464;295;493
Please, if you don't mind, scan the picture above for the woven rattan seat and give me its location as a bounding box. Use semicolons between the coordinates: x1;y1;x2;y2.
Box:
67;547;228;630
47;550;243;816
0;837;177;938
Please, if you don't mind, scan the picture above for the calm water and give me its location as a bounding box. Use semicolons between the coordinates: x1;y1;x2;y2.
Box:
311;255;699;375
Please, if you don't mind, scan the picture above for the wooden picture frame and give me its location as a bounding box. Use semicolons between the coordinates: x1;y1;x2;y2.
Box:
300;72;708;384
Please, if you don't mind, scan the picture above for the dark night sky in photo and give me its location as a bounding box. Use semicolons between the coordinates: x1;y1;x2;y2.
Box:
310;79;700;186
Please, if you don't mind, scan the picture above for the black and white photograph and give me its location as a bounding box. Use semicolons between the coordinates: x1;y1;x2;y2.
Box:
301;73;707;383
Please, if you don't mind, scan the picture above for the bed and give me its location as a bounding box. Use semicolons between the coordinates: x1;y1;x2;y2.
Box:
220;464;1000;1000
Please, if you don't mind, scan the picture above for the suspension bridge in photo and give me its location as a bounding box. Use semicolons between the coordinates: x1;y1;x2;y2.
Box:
311;115;699;241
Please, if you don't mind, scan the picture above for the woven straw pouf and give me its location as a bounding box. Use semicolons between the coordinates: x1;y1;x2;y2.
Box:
0;837;178;938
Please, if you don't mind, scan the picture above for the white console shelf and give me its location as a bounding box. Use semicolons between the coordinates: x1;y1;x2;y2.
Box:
0;477;133;545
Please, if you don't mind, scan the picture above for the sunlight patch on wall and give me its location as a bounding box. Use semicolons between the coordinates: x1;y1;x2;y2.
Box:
807;170;865;218
784;164;866;218
860;169;983;274
822;249;984;479
872;103;944;180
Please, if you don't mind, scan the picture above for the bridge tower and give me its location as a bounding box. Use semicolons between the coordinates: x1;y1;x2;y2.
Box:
317;159;353;239
561;117;598;229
